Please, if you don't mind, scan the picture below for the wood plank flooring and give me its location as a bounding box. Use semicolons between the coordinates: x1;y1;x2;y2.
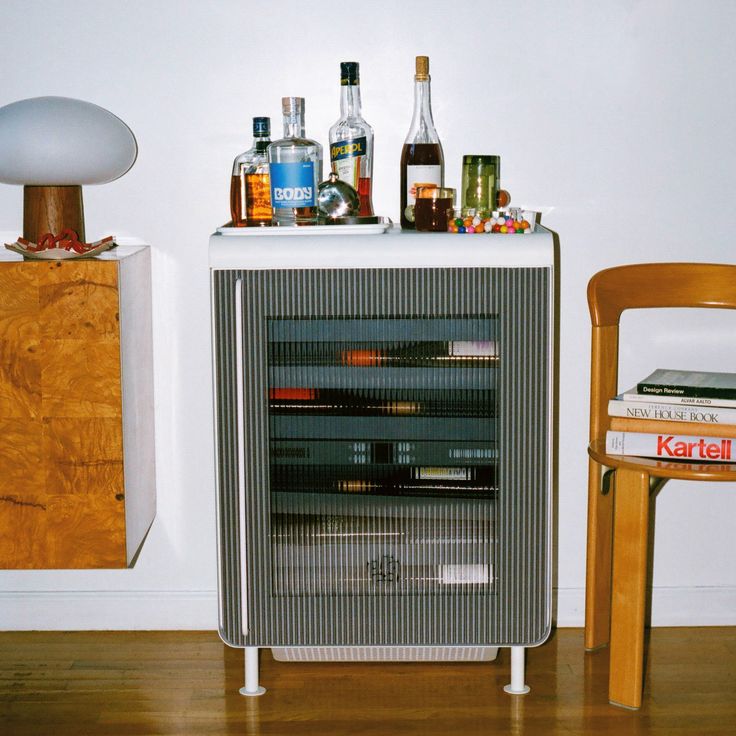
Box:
1;627;735;735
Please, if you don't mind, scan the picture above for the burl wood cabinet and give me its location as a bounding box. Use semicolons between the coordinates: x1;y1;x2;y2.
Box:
0;246;155;569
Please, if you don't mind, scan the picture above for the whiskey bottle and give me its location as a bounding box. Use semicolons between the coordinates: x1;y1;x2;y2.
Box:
268;97;323;226
230;116;272;227
400;55;444;229
328;61;374;217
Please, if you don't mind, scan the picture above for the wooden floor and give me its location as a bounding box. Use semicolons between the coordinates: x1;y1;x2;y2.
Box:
1;627;735;735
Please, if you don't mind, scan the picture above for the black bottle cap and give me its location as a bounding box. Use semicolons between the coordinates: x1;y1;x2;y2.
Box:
253;117;270;136
340;61;359;85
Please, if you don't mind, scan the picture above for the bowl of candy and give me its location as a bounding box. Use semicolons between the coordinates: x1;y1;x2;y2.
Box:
448;207;538;235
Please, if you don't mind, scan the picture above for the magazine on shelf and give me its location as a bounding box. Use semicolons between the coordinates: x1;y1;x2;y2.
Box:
606;430;736;462
636;369;736;401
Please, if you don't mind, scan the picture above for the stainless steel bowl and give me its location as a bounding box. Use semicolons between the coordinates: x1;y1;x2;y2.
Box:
317;172;360;220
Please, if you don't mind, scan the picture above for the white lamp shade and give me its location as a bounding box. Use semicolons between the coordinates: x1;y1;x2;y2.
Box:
0;96;137;185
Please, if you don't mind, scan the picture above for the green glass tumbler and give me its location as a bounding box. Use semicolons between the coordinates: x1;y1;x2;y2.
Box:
461;155;500;217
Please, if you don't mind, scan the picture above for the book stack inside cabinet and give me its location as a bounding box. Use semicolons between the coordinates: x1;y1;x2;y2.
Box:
606;369;736;462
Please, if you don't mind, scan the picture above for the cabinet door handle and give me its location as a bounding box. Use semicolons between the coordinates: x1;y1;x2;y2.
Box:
234;277;249;637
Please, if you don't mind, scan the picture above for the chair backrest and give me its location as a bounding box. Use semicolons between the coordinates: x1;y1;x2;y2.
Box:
587;263;736;441
588;263;736;327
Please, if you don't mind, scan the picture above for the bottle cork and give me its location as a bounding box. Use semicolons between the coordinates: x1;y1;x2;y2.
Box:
415;55;429;81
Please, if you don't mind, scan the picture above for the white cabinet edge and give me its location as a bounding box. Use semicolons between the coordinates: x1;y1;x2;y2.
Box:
117;246;157;565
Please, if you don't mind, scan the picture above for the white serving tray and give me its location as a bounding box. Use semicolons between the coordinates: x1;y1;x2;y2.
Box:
217;218;392;237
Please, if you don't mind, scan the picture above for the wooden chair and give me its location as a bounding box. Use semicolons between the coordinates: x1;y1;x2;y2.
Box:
585;262;736;709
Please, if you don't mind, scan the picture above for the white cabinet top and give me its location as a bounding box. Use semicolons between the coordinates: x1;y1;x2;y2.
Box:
209;225;555;270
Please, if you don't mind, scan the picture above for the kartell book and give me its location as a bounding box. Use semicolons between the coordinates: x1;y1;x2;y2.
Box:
636;369;736;401
606;430;735;462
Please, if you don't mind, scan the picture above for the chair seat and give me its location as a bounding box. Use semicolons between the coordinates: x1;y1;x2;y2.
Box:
588;437;736;481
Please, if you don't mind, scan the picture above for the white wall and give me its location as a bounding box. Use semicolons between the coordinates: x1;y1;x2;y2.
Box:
1;0;735;630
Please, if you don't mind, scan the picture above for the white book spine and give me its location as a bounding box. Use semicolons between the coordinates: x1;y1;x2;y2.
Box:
608;399;736;424
619;389;736;409
606;431;736;462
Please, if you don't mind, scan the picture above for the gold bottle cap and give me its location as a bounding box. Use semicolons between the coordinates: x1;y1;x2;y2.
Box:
415;55;429;81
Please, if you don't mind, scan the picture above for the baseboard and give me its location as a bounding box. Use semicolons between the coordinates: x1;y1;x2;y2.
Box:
555;586;736;627
0;590;219;631
1;587;735;631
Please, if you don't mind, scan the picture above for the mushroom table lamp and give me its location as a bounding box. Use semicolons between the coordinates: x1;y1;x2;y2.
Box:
0;96;137;246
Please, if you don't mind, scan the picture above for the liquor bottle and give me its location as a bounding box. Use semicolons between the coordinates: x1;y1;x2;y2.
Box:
230;117;272;227
268;339;497;367
267;387;494;418
340;340;496;366
271;512;490;543
328;61;374;217
400;55;444;230
268;97;323;226
269;464;497;498
269;439;499;466
272;558;492;593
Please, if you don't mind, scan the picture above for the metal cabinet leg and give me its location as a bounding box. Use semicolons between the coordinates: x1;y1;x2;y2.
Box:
504;646;530;695
240;646;266;696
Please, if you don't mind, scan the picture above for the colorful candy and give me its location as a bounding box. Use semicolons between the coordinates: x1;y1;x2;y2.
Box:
449;208;533;235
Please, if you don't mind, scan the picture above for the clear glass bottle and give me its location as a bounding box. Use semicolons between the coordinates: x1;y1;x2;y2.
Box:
400;55;444;230
268;97;323;226
230;116;272;227
328;61;374;217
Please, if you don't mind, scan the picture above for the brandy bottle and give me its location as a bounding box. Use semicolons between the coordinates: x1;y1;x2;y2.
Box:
400;55;444;229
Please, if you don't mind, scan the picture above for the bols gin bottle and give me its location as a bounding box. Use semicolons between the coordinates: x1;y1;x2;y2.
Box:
230;116;272;227
268;97;323;225
329;61;374;216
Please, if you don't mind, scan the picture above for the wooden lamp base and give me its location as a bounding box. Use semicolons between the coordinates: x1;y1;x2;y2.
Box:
23;184;85;244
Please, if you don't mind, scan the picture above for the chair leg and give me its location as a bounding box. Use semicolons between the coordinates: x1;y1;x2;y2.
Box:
585;459;614;650
608;467;650;709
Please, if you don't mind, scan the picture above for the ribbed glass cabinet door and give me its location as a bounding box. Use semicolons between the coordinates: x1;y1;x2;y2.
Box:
213;267;550;648
268;315;497;597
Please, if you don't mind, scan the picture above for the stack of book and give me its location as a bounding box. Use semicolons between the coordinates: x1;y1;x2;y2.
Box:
605;369;736;462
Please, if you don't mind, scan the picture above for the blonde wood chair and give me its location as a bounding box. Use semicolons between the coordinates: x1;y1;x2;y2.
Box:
585;262;736;709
